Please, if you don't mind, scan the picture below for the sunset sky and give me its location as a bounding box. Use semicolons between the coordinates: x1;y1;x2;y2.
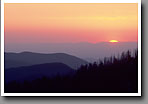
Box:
4;3;138;44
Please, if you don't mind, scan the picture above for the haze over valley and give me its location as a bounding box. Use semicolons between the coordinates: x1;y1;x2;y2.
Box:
5;42;137;62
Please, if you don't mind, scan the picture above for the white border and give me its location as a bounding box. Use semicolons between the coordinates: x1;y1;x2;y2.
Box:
1;0;141;96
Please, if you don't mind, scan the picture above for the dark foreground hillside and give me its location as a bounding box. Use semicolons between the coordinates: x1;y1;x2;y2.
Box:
5;63;74;83
5;50;138;93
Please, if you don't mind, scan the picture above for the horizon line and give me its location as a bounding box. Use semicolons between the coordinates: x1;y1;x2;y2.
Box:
5;41;138;44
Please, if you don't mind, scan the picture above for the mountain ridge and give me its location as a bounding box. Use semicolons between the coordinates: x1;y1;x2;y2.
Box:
5;52;88;69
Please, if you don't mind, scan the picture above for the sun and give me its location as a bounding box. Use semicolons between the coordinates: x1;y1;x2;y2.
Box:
109;40;119;43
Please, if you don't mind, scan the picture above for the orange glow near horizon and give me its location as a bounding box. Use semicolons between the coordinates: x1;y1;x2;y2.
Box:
109;40;119;43
4;3;138;44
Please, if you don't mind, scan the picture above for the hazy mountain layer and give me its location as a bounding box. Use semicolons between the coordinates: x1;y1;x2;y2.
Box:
5;42;138;62
5;52;87;69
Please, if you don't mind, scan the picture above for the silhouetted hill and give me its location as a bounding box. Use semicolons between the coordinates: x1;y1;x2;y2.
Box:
5;63;75;83
5;52;88;69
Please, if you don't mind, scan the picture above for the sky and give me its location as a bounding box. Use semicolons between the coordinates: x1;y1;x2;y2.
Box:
4;3;138;44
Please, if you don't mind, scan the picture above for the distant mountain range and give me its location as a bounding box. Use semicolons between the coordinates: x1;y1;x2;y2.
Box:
5;42;138;62
4;42;138;85
5;63;75;83
5;52;87;69
4;42;137;83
